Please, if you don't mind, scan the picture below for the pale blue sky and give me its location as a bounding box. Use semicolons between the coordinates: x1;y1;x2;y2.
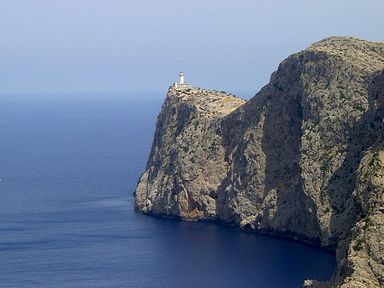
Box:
0;0;383;95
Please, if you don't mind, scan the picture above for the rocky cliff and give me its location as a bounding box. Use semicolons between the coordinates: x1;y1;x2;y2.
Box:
135;37;384;287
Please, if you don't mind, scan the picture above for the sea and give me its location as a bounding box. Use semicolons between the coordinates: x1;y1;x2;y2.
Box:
0;92;335;288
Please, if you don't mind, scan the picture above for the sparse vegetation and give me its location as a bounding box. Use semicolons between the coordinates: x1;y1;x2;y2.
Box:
353;238;364;251
362;217;373;231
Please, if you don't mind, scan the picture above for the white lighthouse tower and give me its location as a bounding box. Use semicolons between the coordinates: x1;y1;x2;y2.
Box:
179;71;185;84
174;71;192;89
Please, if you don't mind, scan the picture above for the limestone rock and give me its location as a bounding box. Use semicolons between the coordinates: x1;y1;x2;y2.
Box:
135;37;384;287
135;87;245;219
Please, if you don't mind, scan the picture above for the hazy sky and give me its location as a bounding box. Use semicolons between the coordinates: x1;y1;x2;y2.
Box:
0;0;383;95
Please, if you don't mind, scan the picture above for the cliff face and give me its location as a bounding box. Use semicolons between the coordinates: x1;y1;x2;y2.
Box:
135;88;245;219
135;37;384;287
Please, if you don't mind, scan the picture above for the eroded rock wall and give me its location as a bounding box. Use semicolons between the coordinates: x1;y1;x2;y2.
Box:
135;37;384;287
135;87;245;219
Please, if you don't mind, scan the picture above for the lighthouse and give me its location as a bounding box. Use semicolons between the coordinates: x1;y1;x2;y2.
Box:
179;71;185;84
174;71;192;89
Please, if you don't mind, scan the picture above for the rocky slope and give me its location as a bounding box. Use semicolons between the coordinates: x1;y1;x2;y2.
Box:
135;37;384;287
135;87;245;218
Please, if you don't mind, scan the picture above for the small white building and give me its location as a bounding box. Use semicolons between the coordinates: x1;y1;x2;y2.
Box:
174;71;192;89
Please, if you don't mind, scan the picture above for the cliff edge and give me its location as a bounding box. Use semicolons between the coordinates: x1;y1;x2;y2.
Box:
135;37;384;287
135;87;245;219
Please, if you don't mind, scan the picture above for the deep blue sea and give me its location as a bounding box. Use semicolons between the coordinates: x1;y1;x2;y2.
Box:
0;93;335;288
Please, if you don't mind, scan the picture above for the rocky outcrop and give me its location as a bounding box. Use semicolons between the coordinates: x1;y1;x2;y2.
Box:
135;37;384;287
135;87;245;219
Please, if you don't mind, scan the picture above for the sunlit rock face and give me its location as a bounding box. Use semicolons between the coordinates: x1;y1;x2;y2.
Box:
135;37;384;287
135;87;245;219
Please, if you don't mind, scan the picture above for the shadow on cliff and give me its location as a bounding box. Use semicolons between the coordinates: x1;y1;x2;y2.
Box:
325;69;384;244
217;57;384;247
217;56;321;243
260;58;322;244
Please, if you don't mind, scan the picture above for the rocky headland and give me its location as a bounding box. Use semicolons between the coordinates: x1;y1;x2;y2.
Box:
135;37;384;287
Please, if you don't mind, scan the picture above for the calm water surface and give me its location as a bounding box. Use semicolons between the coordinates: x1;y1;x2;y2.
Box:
0;93;335;288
